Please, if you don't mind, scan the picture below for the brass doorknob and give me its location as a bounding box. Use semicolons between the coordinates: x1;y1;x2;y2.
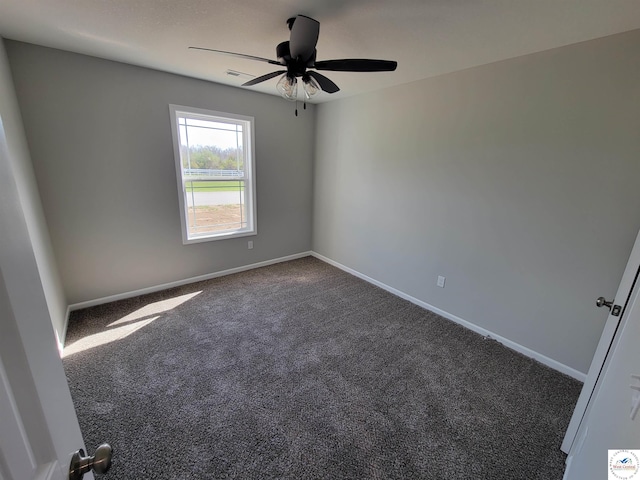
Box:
69;443;113;480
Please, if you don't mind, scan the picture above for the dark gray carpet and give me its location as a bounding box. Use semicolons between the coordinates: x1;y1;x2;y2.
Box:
63;256;581;479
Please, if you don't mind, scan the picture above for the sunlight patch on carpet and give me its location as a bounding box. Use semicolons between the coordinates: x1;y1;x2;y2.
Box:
107;291;202;327
63;316;160;357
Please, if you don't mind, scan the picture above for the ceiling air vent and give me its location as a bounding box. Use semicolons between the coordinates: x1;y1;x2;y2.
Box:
225;70;254;80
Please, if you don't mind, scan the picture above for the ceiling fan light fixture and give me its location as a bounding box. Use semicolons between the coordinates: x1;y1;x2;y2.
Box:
276;74;298;101
302;75;320;99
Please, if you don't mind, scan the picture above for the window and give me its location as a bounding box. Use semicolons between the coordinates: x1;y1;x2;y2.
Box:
169;105;256;243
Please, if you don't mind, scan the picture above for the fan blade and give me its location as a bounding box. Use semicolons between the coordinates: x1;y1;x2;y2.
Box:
242;70;287;87
189;47;283;65
314;59;397;72
289;15;320;62
307;71;339;94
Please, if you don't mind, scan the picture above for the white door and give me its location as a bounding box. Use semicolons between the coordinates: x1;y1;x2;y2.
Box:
0;266;95;480
0;38;105;480
0;89;94;479
562;255;640;479
562;228;640;453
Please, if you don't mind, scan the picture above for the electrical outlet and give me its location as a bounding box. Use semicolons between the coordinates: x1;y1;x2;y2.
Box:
437;275;446;288
248;241;253;250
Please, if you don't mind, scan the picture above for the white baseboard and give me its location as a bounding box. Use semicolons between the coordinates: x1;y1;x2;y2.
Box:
64;251;313;335
311;252;587;382
59;307;70;356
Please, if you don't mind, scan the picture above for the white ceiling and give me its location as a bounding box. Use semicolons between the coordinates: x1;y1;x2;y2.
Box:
1;0;639;103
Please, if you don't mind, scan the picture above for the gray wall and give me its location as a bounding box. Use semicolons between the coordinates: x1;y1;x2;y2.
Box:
0;39;67;348
313;29;640;375
6;41;315;305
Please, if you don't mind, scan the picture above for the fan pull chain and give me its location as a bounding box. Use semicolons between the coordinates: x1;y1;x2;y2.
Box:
293;101;308;117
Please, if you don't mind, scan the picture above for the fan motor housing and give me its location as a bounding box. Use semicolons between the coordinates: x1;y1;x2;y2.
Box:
277;41;317;79
276;41;290;62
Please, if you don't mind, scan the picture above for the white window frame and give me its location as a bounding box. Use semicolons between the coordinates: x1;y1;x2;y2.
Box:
169;105;257;244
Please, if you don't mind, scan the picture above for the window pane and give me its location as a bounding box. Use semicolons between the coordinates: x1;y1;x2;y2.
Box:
184;180;246;235
170;105;255;243
180;117;244;177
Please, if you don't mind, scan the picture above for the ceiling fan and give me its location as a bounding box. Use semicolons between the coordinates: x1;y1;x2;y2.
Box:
189;15;398;101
